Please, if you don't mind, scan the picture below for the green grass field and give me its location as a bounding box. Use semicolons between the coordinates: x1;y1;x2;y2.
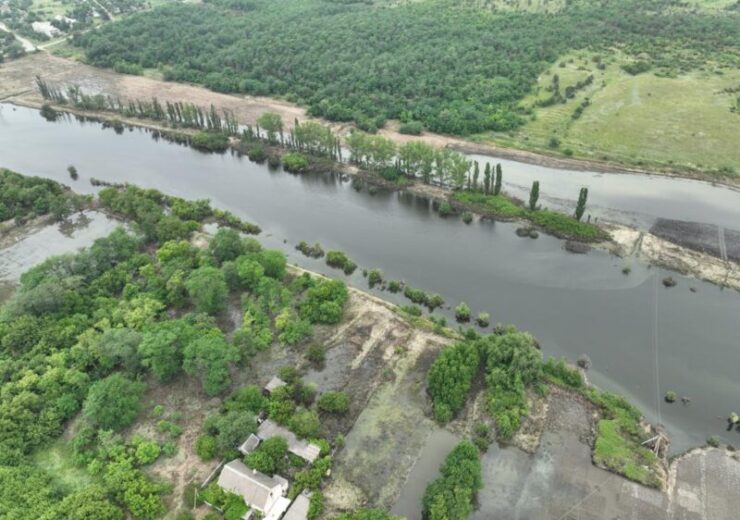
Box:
31;438;93;493
477;49;740;177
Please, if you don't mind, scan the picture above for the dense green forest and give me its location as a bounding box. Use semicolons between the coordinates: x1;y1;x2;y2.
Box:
75;0;739;134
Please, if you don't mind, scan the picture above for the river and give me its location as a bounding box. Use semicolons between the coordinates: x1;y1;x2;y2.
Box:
1;103;739;454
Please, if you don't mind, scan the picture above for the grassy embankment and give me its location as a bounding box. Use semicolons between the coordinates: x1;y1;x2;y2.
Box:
543;360;662;487
476;50;740;178
452;191;606;241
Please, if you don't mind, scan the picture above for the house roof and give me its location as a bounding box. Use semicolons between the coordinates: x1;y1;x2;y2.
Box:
257;419;321;463
216;460;285;513
264;376;287;393
283;493;311;520
238;433;261;455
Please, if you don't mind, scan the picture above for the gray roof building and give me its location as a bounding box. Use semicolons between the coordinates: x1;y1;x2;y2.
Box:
264;376;287;394
216;460;289;515
283;492;312;520
256;419;322;463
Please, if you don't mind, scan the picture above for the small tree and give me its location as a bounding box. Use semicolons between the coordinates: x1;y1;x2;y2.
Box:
574;187;588;221
483;163;491;194
83;374;145;431
455;302;471;322
257;112;283;144
529;180;540;211
185;266;228;314
317;391;350;414
494;163;502;195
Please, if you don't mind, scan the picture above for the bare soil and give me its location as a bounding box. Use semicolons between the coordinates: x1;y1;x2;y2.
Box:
606;222;740;291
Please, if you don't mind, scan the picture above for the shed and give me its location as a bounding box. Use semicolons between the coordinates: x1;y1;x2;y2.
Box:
256;419;321;463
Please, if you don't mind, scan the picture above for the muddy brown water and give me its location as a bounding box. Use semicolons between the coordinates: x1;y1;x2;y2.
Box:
1;104;739;456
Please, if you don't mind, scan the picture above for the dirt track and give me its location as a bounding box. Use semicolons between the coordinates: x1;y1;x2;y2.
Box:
2;53;738;188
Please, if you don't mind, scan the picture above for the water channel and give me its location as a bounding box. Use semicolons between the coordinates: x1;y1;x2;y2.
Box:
1;103;739;454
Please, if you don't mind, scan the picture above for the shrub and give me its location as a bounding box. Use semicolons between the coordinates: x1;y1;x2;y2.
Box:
283;152;310;173
398;121;423;135
388;280;402;293
427;341;481;423
317;391;350;414
403;286;428;306
247;142;267;162
306;344;326;366
455;302;471;322
476;312;490;328
326;250;357;275
438;201;453;216
195;435;218;460
296;241;324;258
462;211;473;224
367;269;383;288
191;131;229;152
135;441;162;465
664;391;677;403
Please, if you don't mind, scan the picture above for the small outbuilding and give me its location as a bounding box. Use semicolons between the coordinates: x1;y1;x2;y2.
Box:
283;491;312;520
256;419;322;463
263;376;287;395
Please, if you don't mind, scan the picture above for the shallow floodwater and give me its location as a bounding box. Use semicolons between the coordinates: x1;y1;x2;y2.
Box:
465;152;740;231
1;104;739;454
391;430;459;520
0;211;119;298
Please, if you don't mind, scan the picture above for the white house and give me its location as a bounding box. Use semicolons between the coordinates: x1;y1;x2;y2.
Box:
216;460;290;519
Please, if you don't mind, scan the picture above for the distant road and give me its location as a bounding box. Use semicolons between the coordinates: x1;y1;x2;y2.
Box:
0;21;36;52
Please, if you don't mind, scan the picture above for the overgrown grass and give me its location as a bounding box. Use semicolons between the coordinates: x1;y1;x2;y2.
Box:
481;49;740;176
527;209;605;241
452;192;605;241
593;419;660;487
452;191;525;218
31;438;92;493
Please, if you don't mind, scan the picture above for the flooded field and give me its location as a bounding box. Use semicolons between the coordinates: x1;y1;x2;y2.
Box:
0;210;120;303
1;103;739;456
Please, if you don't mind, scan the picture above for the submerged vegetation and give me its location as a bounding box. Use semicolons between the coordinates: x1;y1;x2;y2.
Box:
422;441;482;520
0;168;88;222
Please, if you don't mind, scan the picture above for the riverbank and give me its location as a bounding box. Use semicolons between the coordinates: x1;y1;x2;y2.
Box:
6;96;740;291
1;52;739;189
